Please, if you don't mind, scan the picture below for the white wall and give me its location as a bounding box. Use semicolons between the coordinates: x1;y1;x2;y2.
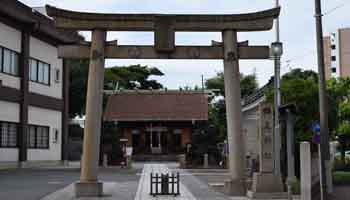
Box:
27;106;62;161
0;100;20;162
29;36;63;99
0;149;18;162
0;100;19;122
0;22;21;89
242;107;259;158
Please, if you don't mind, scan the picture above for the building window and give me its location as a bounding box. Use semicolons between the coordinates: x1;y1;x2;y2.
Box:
0;121;18;148
331;45;336;50
0;46;19;76
331;56;336;61
332;67;337;73
29;58;50;85
27;125;49;149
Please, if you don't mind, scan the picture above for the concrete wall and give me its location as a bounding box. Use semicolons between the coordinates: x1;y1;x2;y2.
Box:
242;107;259;159
0;100;20;162
29;36;63;99
27;106;62;161
0;22;21;89
323;36;332;80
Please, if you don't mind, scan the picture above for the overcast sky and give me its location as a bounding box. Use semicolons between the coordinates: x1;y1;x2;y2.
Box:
20;0;350;89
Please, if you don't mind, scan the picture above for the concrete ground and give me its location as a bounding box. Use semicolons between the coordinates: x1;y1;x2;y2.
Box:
0;162;303;200
333;185;350;200
0;166;141;200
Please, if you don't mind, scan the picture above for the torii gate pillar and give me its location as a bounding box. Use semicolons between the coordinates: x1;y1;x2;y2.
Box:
75;30;106;197
222;30;246;195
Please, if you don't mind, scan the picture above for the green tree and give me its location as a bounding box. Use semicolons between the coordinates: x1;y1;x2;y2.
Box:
206;72;258;141
104;64;164;90
67;60;164;117
266;69;320;142
206;72;258;98
327;77;350;163
67;59;90;118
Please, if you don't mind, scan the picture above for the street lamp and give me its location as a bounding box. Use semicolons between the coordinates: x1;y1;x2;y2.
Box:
271;42;283;58
271;40;283;178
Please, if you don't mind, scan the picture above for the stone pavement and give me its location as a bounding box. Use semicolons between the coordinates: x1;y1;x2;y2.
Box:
9;162;302;200
135;163;197;200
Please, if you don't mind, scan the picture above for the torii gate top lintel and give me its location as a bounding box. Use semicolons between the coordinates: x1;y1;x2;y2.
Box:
46;5;280;60
46;5;280;32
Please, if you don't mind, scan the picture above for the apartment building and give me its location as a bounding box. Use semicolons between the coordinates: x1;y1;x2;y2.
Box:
0;0;80;166
324;28;350;80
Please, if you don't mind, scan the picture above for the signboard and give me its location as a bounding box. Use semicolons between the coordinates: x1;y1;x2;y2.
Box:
312;123;320;144
126;147;133;156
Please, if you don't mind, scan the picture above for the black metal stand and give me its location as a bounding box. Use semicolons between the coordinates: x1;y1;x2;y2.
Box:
150;172;180;196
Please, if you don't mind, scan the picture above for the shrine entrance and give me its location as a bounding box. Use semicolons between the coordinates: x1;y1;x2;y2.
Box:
46;5;280;197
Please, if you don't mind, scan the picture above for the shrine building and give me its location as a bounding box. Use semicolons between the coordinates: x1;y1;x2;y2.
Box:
104;90;208;155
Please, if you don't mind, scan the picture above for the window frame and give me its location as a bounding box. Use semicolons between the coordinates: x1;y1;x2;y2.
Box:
0;121;18;148
29;58;51;86
27;124;50;149
0;45;20;77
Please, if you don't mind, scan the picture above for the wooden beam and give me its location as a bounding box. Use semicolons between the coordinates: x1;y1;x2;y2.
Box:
58;45;270;60
46;5;280;32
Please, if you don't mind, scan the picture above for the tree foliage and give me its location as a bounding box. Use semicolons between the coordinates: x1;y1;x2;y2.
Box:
67;59;164;117
104;64;164;90
205;72;259;141
327;77;350;163
266;69;320;142
68;59;90;118
206;72;258;98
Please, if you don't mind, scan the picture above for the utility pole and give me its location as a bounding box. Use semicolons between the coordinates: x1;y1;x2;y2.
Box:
273;0;282;176
314;0;331;199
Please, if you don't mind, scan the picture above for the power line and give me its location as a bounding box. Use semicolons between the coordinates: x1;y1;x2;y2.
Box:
323;2;347;16
279;1;348;69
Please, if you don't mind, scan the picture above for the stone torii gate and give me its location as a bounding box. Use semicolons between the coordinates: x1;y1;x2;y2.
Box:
46;5;280;197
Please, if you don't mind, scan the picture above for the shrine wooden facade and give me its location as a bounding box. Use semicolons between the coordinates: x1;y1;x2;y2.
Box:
104;90;208;155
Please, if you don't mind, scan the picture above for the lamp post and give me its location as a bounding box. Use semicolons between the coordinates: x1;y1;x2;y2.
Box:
272;0;282;177
271;40;283;177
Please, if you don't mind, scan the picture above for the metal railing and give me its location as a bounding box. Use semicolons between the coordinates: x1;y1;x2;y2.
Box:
150;173;180;196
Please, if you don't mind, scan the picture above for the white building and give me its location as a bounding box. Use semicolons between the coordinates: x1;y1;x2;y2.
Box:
0;0;80;166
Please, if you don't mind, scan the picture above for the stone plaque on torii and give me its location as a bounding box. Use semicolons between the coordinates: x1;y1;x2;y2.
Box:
45;5;280;197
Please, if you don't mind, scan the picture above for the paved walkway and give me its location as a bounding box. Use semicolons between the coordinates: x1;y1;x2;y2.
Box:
135;164;197;200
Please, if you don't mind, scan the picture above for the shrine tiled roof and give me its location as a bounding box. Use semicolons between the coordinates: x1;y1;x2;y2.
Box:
104;90;208;122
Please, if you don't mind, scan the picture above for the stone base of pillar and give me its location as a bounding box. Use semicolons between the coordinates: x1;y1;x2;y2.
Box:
224;179;245;196
61;160;69;166
75;182;103;197
203;154;209;168
18;161;27;168
248;172;286;198
126;156;132;169
178;154;186;168
247;190;288;199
